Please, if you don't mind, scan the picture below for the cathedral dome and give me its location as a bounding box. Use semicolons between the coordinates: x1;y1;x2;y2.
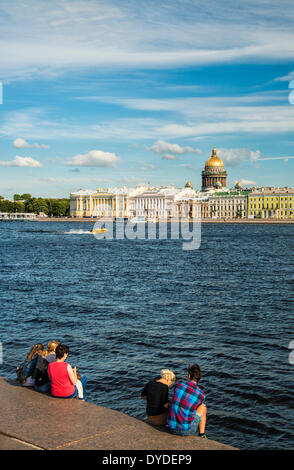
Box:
205;147;224;168
185;180;193;189
202;146;227;191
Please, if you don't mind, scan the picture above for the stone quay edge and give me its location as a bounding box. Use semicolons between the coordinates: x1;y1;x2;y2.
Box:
0;377;236;451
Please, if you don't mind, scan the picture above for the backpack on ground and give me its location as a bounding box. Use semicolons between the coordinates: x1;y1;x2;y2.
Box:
16;364;26;384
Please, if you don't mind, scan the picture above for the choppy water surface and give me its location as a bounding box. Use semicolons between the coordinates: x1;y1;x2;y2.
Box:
0;221;293;449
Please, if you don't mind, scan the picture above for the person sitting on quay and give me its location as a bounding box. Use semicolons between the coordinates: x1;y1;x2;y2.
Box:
141;369;176;426
167;364;207;438
17;343;45;387
47;343;87;400
33;340;60;394
44;340;60;364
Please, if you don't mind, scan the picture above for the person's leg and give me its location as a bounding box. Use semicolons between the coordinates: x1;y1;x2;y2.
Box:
35;382;51;394
196;403;207;435
22;376;35;387
79;375;87;400
147;413;167;426
51;387;78;398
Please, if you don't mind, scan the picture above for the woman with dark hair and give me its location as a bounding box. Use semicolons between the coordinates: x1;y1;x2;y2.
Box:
167;364;207;438
17;343;44;387
47;344;87;400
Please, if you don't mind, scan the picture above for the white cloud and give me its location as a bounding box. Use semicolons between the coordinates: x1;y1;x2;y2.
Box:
40;177;69;183
258;155;294;161
157;103;294;137
149;140;202;155
13;137;49;149
1;109;163;141
122;175;145;184
0;155;43;167
274;70;294;82
1;1;294;80
2;96;294;147
84;91;288;113
217;148;261;167
162;154;179;160
140;161;156;171
65;150;120;167
249;150;261;162
237;179;257;186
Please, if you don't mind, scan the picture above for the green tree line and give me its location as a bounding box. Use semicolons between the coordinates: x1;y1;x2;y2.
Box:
0;194;70;216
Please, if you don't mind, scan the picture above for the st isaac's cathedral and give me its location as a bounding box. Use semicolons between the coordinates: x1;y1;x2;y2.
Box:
201;147;227;191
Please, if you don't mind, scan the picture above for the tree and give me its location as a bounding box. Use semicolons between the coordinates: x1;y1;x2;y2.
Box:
20;193;32;201
47;199;70;216
0;195;70;216
13;201;25;213
32;198;48;215
0;199;14;212
24;201;34;213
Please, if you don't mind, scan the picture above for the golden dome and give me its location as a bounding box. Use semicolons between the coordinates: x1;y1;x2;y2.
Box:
205;147;224;168
185;180;193;189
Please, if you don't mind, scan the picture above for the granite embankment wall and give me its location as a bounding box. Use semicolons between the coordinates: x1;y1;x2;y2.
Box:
35;217;294;224
0;377;236;451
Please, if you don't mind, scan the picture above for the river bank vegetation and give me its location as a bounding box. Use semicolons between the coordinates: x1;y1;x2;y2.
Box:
0;194;70;217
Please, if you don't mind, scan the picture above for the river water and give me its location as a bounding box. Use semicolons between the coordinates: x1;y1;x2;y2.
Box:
0;221;293;449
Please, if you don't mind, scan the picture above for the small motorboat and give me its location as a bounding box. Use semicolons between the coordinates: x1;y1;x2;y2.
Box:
129;216;146;223
90;227;107;233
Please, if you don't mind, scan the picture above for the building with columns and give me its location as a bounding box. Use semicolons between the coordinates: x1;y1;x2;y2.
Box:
202;147;227;191
70;183;203;220
248;188;294;219
70;147;294;220
209;191;248;219
70;188;130;218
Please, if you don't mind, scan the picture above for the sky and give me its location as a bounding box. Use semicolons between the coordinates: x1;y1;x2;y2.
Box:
0;0;294;198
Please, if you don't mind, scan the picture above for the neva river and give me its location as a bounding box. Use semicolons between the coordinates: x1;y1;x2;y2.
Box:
0;221;294;449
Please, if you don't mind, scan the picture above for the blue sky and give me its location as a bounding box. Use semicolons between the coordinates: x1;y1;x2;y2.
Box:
0;0;294;198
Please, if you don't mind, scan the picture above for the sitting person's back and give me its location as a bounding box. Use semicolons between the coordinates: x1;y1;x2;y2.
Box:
18;343;44;387
48;361;76;397
34;340;60;393
48;344;76;398
167;364;207;438
144;379;168;414
141;369;175;425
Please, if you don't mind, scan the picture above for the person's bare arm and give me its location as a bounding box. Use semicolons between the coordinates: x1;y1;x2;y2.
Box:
67;364;77;385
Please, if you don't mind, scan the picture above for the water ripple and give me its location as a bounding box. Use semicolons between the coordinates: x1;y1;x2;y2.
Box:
0;220;294;450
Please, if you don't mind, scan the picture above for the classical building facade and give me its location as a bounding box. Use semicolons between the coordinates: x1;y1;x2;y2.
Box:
248;188;294;219
70;183;203;220
209;192;248;219
69;146;294;220
202;147;227;191
70;188;130;218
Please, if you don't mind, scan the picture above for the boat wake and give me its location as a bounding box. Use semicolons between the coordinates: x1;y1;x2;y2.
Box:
64;229;93;234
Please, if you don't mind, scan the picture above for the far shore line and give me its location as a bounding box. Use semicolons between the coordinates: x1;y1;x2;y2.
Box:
33;217;294;224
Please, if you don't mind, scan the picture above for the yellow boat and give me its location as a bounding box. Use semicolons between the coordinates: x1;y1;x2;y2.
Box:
90;228;107;233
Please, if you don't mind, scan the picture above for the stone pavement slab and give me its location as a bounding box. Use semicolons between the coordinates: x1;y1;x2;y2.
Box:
0;377;236;450
0;434;42;450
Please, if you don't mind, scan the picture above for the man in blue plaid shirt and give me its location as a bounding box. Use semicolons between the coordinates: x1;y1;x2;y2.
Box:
167;364;207;438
